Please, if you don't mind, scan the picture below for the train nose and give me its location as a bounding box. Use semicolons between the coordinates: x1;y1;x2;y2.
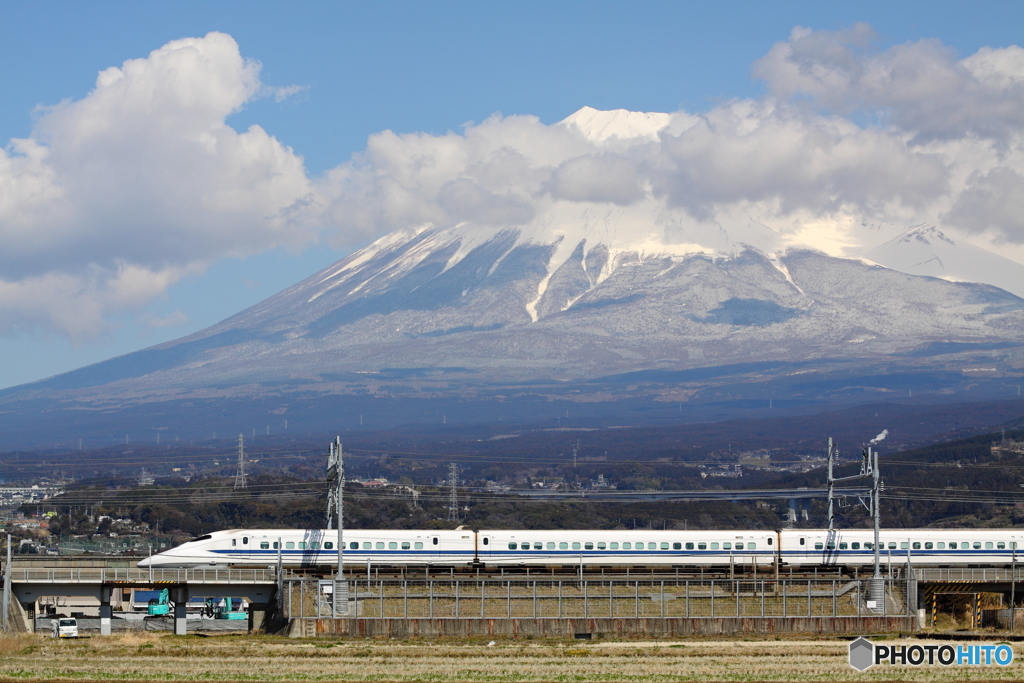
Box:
136;556;152;569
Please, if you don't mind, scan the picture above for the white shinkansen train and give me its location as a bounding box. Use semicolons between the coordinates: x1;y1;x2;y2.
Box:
138;527;1024;569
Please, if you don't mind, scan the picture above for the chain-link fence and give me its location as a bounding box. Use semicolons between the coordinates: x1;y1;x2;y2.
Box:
284;577;911;620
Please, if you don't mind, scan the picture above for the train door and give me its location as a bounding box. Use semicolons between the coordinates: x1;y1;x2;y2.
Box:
428;534;441;563
240;534;252;562
478;533;492;564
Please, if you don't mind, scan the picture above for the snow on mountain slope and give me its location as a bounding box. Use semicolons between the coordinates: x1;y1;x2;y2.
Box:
864;225;1024;299
560;106;675;142
8;106;1024;402
14;218;1023;404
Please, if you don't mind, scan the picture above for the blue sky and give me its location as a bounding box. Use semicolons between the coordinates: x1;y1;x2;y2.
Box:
1;1;1022;389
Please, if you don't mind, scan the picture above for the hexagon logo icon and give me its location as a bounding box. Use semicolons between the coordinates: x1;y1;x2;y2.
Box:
849;637;875;671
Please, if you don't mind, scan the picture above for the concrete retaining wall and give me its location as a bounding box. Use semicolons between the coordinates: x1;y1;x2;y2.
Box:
289;616;917;639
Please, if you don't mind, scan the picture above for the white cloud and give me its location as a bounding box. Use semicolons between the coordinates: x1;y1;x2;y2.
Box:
0;32;316;339
753;25;1024;143
313;26;1024;271
4;26;1024;343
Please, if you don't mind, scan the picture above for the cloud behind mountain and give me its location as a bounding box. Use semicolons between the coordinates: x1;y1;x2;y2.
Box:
3;26;1024;343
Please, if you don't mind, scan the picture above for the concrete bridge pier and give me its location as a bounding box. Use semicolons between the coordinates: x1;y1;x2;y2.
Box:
787;498;812;526
99;587;112;636
249;603;269;632
170;586;188;635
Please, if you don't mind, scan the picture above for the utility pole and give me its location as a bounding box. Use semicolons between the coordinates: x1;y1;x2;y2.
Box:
326;437;344;577
826;438;837;530
326;437;346;616
2;533;11;633
447;463;459;522
234;434;247;490
826;437;884;611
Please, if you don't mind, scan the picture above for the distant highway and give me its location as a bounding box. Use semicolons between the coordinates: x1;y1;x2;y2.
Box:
512;487;871;502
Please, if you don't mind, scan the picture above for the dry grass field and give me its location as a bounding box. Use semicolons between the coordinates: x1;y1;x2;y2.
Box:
0;633;1022;682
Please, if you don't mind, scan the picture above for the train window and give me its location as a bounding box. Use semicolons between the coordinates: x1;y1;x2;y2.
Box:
286;542;295;549
534;543;542;550
376;542;385;550
415;542;423;550
349;542;358;550
572;542;581;550
900;543;908;549
311;542;320;550
925;542;933;550
864;543;872;550
698;543;707;550
838;543;846;550
814;543;823;550
231;539;237;547
1013;542;1018;550
799;538;805;546
643;543;652;550
242;537;249;545
749;542;756;549
508;542;517;550
299;542;307;550
986;542;994;549
674;543;682;550
272;542;279;549
711;543;719;550
738;542;746;550
483;538;489;546
937;542;945;549
433;538;439;546
623;542;631;550
767;538;772;546
598;542;606;550
260;542;269;549
547;542;555;549
585;543;594;550
661;542;669;550
888;542;896;550
974;542;982;549
826;542;835;550
851;542;860;550
610;543;619;550
559;542;568;550
402;542;410;550
998;542;1006;550
389;542;397;550
912;542;920;550
685;543;694;550
324;542;333;550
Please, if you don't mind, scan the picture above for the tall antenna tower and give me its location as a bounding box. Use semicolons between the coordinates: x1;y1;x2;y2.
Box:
447;462;459;521
234;434;247;490
325;437;344;578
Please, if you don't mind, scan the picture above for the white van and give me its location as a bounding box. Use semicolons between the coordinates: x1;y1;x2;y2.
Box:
50;618;78;638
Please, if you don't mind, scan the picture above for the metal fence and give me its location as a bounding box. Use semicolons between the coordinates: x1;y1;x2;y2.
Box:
284;577;911;620
7;567;277;584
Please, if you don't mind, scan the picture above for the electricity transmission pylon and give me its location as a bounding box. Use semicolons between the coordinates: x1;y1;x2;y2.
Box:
447;462;459;521
234;434;247;490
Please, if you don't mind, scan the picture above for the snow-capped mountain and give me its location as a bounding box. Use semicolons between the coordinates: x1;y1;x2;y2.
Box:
8;220;1022;408
864;225;1024;299
5;106;1024;413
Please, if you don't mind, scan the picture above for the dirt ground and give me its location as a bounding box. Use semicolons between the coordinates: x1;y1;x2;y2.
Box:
0;632;1021;681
